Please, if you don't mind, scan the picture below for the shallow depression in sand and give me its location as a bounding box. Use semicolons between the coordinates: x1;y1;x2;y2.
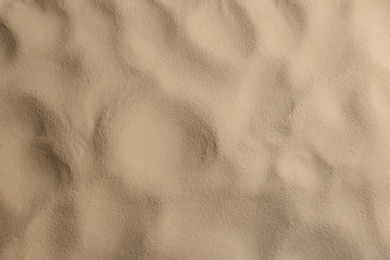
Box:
104;94;218;195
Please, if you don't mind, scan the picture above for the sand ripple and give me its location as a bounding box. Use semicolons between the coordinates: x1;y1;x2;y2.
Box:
2;0;390;259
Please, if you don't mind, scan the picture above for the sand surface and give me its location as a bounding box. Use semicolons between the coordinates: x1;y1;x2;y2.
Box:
1;0;390;259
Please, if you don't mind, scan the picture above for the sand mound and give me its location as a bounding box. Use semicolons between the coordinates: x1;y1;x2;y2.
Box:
2;0;390;259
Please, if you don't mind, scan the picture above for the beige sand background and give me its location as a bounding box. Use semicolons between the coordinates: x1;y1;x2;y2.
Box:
1;0;390;259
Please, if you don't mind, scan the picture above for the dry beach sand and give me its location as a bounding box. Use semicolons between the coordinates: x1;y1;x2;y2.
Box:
2;0;390;259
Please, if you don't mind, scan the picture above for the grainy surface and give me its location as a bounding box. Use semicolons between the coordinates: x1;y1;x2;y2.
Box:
1;0;390;259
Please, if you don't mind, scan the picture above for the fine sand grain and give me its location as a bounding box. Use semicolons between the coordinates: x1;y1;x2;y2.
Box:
2;0;390;259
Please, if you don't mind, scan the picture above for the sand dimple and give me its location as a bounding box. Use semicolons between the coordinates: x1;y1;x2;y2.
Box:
185;0;256;63
98;92;218;195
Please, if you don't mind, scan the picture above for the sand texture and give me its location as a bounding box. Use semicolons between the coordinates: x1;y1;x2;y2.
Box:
2;0;390;259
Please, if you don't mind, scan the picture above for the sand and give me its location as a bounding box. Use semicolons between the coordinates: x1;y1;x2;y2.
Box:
1;0;390;259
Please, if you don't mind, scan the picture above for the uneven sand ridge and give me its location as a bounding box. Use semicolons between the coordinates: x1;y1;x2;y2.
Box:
2;0;390;259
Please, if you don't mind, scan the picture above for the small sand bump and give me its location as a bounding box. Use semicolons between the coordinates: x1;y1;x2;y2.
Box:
31;140;72;185
49;197;80;258
0;91;60;138
0;19;18;62
0;199;19;255
117;0;180;66
0;141;60;221
280;224;364;260
165;99;218;168
57;48;85;79
145;0;179;45
185;0;256;63
274;0;307;34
